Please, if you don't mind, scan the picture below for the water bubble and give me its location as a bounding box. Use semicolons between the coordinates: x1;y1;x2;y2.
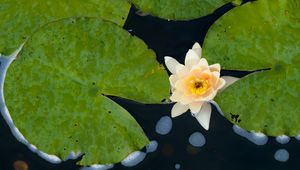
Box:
274;149;289;162
121;151;146;167
295;135;300;141
276;135;290;144
188;132;206;147
146;140;158;153
80;164;114;170
175;163;181;169
155;116;172;135
233;125;268;145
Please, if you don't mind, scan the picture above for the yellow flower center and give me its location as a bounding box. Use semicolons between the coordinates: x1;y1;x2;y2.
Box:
187;77;209;95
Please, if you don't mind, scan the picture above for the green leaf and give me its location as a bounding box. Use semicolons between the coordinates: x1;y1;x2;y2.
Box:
0;0;130;56
4;17;170;165
203;0;300;136
129;0;241;20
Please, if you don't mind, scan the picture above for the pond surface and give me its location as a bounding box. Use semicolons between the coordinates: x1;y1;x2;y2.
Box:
1;1;300;170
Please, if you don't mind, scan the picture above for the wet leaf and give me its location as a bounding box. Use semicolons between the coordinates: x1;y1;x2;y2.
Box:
203;0;300;136
0;0;130;55
4;17;170;165
130;0;241;20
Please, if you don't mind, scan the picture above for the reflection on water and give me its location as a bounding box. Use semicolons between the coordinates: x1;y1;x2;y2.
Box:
188;132;205;147
121;151;146;167
146;140;158;153
155;116;172;135
175;163;181;169
276;135;290;144
232;125;268;146
13;160;28;170
81;164;113;170
274;149;289;162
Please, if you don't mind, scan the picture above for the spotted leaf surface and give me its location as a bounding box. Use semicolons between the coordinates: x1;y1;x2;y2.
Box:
203;0;300;136
0;0;130;55
4;18;170;165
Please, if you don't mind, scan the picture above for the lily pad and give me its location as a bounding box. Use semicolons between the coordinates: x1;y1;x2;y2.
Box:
4;17;170;165
203;0;300;136
129;0;241;20
0;0;130;56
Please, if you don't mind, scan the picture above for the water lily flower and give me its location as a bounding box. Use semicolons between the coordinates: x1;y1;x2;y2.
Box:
164;42;238;130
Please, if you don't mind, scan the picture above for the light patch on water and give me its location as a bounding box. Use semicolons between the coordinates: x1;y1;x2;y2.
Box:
188;132;206;147
276;135;290;144
121;151;146;167
295;135;300;141
121;140;159;167
80;164;114;170
175;163;181;169
233;125;268;145
274;149;289;162
146;140;158;153
66;151;82;160
155;116;172;135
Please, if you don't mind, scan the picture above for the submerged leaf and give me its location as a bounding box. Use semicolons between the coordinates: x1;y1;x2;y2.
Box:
203;0;300;136
4;17;170;165
0;0;130;55
129;0;241;20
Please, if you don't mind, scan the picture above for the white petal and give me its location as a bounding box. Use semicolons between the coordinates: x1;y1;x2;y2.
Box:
177;93;193;105
174;79;185;91
180;96;193;105
211;71;221;86
185;50;200;69
198;58;209;67
217;78;226;90
196;90;217;102
175;64;189;78
220;76;240;91
170;90;182;102
192;42;202;57
193;48;202;57
169;75;178;87
209;63;220;72
192;42;201;49
172;84;193;105
205;91;217;101
171;103;189;118
212;71;220;78
164;56;180;74
191;58;209;71
189;102;203;114
194;102;212;130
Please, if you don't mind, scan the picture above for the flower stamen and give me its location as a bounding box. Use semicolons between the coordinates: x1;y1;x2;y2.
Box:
187;77;209;95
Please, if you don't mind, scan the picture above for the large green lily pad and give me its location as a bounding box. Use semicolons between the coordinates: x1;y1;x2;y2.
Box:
203;0;300;136
130;0;241;20
0;0;130;56
4;17;170;165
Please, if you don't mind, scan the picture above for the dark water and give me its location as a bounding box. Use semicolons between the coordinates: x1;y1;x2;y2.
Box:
1;1;300;170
